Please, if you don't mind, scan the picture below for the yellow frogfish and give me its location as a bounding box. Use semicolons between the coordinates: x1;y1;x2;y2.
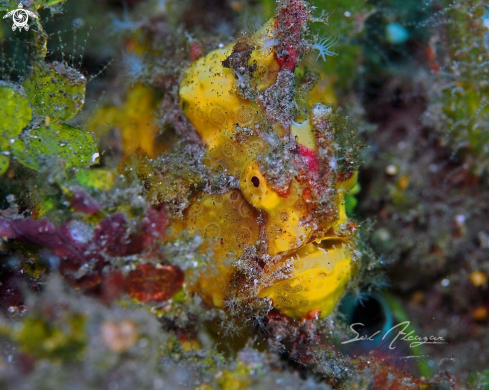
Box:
125;1;361;319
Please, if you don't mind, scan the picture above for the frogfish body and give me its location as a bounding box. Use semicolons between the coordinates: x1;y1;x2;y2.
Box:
168;14;360;319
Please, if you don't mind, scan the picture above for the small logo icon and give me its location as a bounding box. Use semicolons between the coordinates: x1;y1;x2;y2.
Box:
3;3;38;32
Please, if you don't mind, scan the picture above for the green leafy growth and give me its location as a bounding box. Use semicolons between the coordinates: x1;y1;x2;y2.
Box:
23;61;87;121
75;168;114;191
434;3;489;175
0;83;32;174
12;122;98;171
0;155;8;174
442;83;489;163
32;0;66;8
468;369;489;390
0;84;32;138
15;315;87;361
0;0;67;12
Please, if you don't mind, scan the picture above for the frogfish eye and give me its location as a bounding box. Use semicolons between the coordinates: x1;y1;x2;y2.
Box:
240;162;280;211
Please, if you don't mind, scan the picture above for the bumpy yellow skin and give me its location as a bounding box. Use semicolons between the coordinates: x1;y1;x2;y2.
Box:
177;23;358;319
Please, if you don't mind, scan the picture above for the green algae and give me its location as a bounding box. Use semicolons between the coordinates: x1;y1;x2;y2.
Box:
0;61;95;175
0;0;67;12
468;369;489;390
12;122;97;171
0;84;32;139
424;2;489;175
0;84;33;174
0;155;8;174
75;168;115;191
23;61;87;122
15;315;87;361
